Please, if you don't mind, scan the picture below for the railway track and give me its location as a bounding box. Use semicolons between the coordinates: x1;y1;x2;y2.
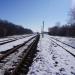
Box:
50;37;75;57
0;34;32;45
0;35;37;60
51;37;75;49
0;34;40;75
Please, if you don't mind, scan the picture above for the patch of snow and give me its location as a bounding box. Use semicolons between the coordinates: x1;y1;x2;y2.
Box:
0;35;35;52
28;34;75;75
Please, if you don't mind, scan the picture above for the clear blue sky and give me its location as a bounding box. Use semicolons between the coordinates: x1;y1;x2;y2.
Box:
0;0;70;32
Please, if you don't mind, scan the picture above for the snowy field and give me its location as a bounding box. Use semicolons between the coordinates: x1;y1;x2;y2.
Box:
28;34;75;75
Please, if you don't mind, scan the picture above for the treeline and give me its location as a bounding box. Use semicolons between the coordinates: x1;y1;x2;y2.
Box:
0;20;33;37
48;8;75;37
48;24;75;37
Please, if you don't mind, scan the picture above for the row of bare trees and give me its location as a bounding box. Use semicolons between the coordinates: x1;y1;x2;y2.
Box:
0;20;33;37
48;8;75;37
48;24;75;36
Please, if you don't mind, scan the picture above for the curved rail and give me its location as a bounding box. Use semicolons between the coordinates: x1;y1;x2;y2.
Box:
51;37;75;49
50;38;75;57
0;34;32;45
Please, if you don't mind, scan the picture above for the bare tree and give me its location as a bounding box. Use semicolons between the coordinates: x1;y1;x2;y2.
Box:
69;8;75;24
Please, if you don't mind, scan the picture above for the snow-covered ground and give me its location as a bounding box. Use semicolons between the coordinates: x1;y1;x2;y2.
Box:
51;36;75;48
0;34;35;52
28;35;75;75
50;37;75;56
0;34;32;44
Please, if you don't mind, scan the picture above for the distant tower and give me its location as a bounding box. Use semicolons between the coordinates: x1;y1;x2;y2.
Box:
42;21;44;37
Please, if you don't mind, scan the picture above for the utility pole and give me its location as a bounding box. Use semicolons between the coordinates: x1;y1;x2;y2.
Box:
42;21;44;38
